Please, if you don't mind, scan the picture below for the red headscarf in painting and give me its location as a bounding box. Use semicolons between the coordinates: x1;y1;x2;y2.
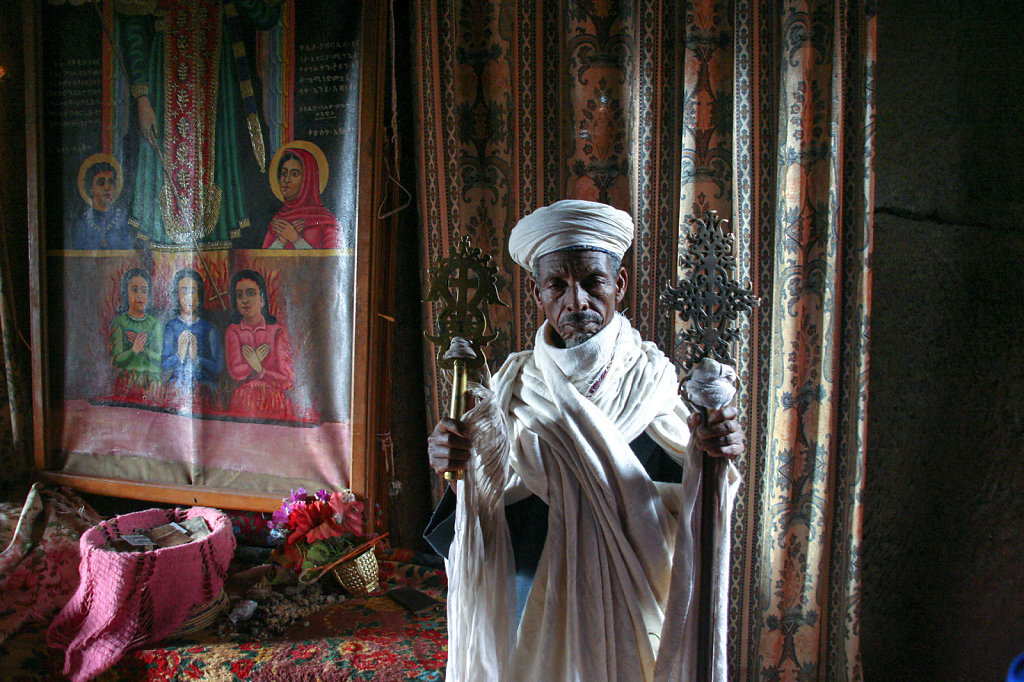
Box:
263;147;340;249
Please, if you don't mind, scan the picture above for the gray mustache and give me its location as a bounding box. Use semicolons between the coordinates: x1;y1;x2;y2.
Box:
564;311;602;326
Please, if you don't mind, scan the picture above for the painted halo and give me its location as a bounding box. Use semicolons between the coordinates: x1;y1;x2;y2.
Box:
269;140;330;203
77;153;124;207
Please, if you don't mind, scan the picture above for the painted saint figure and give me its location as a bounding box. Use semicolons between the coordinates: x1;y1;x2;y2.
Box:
162;268;224;398
119;0;281;245
110;268;162;392
224;269;296;418
262;146;340;249
70;157;136;250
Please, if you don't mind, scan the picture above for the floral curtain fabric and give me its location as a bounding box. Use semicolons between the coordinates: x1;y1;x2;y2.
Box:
413;0;685;409
412;0;875;678
728;1;874;679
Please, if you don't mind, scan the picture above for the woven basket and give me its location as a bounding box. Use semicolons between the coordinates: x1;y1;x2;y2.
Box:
331;549;379;596
170;588;229;638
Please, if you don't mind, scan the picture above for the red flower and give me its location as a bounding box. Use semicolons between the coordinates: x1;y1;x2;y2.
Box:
289;643;319;661
280;542;304;571
269;488;368;572
230;659;255;678
351;647;400;672
328;491;365;535
285;500;345;547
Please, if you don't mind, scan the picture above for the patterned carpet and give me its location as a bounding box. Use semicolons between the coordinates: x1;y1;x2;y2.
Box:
0;554;448;681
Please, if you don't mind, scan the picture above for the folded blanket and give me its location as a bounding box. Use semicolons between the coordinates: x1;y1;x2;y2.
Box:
0;484;101;645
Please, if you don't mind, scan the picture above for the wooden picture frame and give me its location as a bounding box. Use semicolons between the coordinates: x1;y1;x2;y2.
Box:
23;0;394;526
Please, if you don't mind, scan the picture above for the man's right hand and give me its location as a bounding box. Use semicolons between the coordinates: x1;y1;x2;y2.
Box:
427;416;472;475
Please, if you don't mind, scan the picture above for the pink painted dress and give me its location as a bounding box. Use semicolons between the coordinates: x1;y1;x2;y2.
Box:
224;318;296;419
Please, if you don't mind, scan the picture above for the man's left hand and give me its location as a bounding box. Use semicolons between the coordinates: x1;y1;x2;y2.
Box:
688;406;744;460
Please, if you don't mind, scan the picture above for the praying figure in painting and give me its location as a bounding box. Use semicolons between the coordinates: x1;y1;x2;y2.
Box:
161;268;224;402
110;268;163;394
262;145;341;250
224;269;296;419
69;156;137;250
425;201;745;681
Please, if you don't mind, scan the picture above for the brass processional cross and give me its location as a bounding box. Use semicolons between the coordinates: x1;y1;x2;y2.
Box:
661;210;757;679
424;235;507;481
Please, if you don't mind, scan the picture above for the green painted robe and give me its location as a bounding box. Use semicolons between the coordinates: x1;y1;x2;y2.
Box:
120;0;281;245
110;312;163;384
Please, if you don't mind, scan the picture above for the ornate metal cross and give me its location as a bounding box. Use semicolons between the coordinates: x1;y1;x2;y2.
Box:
661;210;758;372
424;234;506;480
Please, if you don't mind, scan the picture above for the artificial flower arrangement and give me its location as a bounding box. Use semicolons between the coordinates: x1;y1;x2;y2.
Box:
267;488;369;577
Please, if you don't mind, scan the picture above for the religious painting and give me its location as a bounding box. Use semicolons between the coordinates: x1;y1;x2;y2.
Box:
27;0;391;511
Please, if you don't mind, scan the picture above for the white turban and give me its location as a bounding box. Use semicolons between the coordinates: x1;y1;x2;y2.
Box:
507;199;634;271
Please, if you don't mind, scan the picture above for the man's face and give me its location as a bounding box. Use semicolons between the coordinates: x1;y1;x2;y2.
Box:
531;250;626;348
178;277;198;316
235;278;264;323
89;170;116;211
127;275;149;318
279;158;303;202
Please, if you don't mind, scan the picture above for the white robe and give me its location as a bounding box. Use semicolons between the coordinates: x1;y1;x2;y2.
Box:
446;313;740;681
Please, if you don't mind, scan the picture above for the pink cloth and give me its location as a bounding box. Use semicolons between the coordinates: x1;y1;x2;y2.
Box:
47;507;235;682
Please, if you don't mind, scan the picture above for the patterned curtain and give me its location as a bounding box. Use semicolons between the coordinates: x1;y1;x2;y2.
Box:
413;0;684;399
726;1;874;679
0;39;31;485
0;234;30;485
412;0;874;678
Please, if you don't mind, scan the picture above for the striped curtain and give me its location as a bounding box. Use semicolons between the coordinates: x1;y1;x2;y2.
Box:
413;0;683;417
727;1;874;678
412;0;874;678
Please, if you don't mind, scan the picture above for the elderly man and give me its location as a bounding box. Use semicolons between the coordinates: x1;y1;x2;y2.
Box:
425;200;743;681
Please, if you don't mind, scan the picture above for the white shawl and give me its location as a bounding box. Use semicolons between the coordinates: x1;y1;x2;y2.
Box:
446;313;739;681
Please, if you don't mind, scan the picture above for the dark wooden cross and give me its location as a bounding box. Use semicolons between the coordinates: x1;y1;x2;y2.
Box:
661;210;757;680
662;210;758;371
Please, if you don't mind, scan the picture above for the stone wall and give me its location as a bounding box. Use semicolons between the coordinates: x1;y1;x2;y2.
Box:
863;2;1024;679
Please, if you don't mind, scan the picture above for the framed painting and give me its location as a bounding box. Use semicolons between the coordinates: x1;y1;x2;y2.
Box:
24;0;394;521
